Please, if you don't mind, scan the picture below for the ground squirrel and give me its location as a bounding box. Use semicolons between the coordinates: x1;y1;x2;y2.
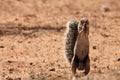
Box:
64;20;78;63
71;18;90;78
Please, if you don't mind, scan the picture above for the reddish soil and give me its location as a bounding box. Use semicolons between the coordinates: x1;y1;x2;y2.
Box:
0;0;120;80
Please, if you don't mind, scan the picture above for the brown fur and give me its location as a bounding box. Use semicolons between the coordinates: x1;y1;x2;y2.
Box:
71;18;90;77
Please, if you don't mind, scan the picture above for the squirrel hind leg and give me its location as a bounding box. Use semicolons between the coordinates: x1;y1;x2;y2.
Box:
83;55;90;75
71;56;79;76
78;61;84;70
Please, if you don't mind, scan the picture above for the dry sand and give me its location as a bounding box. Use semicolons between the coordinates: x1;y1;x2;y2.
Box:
0;0;120;80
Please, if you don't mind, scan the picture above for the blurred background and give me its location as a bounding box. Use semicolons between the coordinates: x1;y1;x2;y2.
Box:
0;0;120;80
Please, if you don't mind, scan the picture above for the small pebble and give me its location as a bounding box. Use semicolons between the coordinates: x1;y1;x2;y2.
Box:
101;5;110;12
49;68;55;71
29;62;33;65
94;65;97;68
15;78;21;80
9;68;14;74
0;45;4;48
92;46;96;49
93;57;97;62
117;58;120;61
7;61;13;63
6;77;13;80
18;40;23;43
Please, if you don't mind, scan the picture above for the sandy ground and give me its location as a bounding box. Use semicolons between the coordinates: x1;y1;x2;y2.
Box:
0;0;120;80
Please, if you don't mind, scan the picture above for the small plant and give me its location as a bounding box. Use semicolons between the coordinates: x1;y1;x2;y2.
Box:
29;70;35;80
38;75;46;80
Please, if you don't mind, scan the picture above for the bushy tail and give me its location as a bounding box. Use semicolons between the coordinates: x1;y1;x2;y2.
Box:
64;20;78;64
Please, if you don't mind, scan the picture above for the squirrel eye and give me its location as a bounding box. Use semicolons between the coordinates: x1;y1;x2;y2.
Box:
80;20;84;24
75;25;78;27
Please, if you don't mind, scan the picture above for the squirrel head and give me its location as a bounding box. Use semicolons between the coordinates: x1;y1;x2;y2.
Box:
78;18;89;36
